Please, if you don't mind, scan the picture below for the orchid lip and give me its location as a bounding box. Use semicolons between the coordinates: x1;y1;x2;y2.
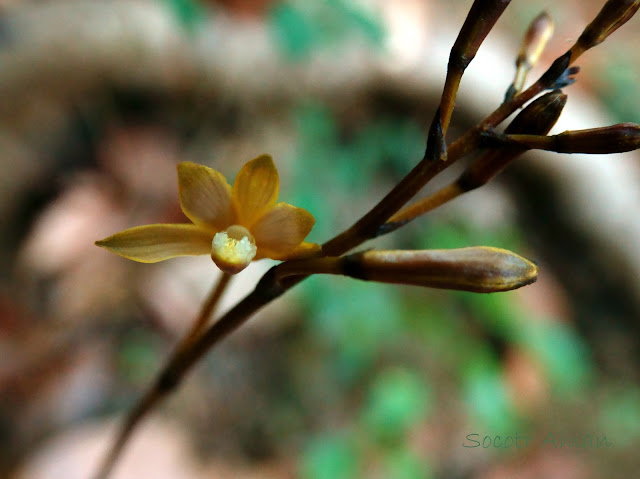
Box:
210;225;257;274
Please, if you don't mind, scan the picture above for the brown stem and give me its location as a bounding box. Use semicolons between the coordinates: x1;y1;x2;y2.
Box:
92;273;232;479
387;184;463;225
183;273;232;344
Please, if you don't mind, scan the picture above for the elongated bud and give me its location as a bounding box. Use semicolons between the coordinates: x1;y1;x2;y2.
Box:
570;0;640;62
507;12;554;99
519;12;554;70
458;90;566;191
506;123;640;154
441;0;513;133
344;247;538;293
276;247;539;293
505;89;566;135
450;0;513;70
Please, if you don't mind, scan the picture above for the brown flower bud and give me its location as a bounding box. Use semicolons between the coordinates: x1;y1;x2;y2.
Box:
441;0;513;132
344;247;538;293
508;12;554;98
458;90;566;191
507;123;640;154
518;12;554;70
571;0;640;61
276;247;539;293
505;89;567;135
450;0;513;70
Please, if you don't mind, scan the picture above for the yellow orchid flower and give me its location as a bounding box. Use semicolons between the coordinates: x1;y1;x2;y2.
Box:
96;154;319;274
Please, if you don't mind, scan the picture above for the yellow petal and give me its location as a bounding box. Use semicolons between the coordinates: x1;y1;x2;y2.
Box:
178;161;234;231
95;224;212;263
256;241;321;261
251;202;315;258
232;154;279;227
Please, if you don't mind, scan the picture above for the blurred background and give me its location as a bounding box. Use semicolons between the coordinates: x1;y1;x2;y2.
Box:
1;0;640;478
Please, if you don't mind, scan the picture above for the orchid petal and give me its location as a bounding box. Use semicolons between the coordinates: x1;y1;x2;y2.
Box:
252;202;315;257
95;224;212;263
178;162;233;231
232;154;279;227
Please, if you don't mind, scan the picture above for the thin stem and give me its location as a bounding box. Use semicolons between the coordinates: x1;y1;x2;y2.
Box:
322;110;446;255
150;269;292;407
92;387;163;479
183;273;232;344
93;273;232;479
274;257;344;282
388;184;463;225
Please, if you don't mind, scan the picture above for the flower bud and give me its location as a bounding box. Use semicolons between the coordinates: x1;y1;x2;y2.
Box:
505;89;567;135
441;0;513;132
458;90;566;191
344;247;538;293
519;12;554;70
450;0;513;71
508;12;554;99
507;123;640;154
571;0;640;61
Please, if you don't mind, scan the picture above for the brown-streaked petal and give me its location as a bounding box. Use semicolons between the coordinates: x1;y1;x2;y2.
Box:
232;154;279;227
95;224;212;263
178;162;234;231
252;202;315;257
256;241;321;261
